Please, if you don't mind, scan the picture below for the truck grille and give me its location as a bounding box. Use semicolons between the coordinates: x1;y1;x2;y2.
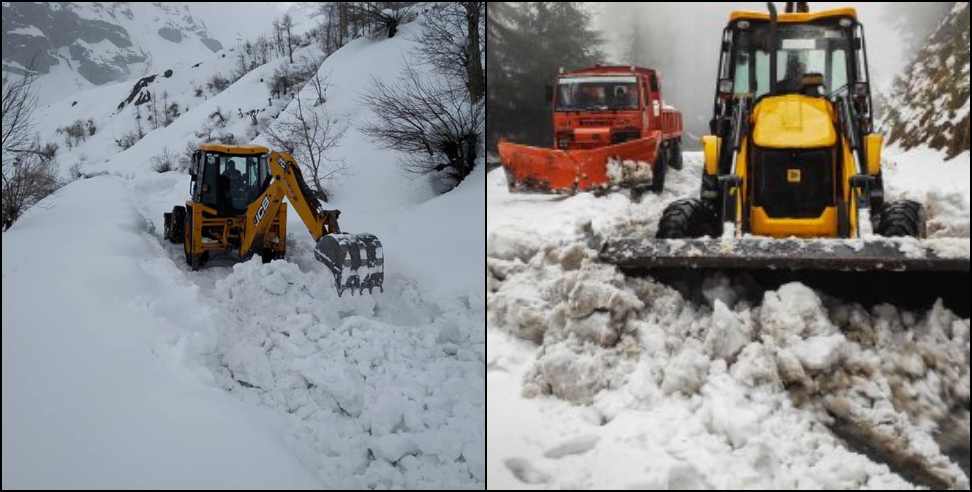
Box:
752;147;835;218
578;118;613;127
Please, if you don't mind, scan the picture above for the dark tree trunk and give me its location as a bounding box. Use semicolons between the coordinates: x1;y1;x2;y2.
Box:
464;3;484;103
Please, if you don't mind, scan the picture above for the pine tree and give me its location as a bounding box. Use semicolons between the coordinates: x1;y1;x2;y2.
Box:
487;2;605;148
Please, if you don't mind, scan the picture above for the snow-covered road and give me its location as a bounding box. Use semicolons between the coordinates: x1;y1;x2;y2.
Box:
3;169;484;489
486;149;971;489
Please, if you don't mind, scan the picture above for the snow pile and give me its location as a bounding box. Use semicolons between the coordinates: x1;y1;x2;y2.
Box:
201;258;484;488
488;242;970;489
1;176;320;489
487;146;970;488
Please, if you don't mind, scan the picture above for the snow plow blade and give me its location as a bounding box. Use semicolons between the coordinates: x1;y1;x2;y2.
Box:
599;238;970;273
314;233;384;296
600;237;970;316
498;135;660;194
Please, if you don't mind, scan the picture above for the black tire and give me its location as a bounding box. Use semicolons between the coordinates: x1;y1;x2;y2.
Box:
875;200;926;238
650;143;668;194
163;213;173;242
669;140;683;171
656;198;720;239
169;206;186;244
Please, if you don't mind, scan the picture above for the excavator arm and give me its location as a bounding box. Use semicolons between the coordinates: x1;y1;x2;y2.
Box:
241;151;384;296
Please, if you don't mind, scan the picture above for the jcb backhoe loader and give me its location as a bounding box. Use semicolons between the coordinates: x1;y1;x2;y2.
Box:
599;3;969;312
162;144;382;296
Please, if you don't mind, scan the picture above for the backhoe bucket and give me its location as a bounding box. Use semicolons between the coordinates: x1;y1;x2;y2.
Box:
498;134;660;194
599;236;971;315
315;233;384;296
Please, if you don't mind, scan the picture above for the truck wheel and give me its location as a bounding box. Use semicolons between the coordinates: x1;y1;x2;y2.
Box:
163;213;172;242
169;206;186;244
670;140;684;171
876;200;926;238
656;199;719;238
651;144;668;194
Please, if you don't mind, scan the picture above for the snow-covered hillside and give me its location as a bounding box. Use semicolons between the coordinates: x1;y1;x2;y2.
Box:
3;15;484;489
487;149;971;489
879;2;970;159
0;2;295;107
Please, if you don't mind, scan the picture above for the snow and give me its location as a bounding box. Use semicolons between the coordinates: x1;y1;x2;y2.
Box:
4;17;483;489
2;177;319;489
488;148;970;488
8;25;44;37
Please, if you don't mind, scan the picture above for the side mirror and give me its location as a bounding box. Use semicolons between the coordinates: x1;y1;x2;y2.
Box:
544;85;553;105
718;78;734;97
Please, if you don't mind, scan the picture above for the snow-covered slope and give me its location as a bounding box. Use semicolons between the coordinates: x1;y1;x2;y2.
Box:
3;16;484;489
1;2;244;105
878;2;970;159
486;150;971;489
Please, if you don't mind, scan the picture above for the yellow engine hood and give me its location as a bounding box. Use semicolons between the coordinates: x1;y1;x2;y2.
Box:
752;95;837;149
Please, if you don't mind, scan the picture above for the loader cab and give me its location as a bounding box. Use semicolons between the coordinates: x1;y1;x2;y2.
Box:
189;144;271;215
713;8;873;131
696;7;889;241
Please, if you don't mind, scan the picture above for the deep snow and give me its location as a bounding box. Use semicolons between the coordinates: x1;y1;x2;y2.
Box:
486;149;970;489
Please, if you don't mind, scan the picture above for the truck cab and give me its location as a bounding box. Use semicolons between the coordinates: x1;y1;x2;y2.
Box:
550;66;681;150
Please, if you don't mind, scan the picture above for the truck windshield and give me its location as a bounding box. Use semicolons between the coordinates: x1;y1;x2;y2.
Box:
733;23;851;98
202;153;269;211
556;76;639;111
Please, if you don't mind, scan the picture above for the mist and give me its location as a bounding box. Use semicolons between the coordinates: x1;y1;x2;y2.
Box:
591;2;919;146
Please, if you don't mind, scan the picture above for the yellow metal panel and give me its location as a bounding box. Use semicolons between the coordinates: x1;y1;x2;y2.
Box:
864;133;883;175
841;137;858;237
752;95;837;149
751;206;839;238
198;143;270;155
729;8;857;23
702;135;721;175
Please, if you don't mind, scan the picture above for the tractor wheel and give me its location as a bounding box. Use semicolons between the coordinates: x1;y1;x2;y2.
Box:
876;200;926;238
169;206;186;244
669;140;684;171
163;213;173;242
650;143;669;194
656;198;720;239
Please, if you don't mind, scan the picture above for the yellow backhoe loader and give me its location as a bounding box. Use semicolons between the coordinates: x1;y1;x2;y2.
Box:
163;144;382;296
598;3;969;313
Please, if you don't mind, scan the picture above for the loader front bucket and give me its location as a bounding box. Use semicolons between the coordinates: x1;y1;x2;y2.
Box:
599;237;971;315
498;134;660;194
315;233;384;296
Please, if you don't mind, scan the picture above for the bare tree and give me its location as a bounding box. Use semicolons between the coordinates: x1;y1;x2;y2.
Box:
2;70;38;166
309;70;328;106
2;137;59;230
350;2;415;39
264;77;348;200
417;2;484;102
282;14;295;63
2;68;63;229
361;63;483;189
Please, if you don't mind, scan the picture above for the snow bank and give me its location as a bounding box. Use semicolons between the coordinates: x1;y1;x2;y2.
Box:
2;176;318;489
487;147;970;488
188;257;485;488
488;243;970;489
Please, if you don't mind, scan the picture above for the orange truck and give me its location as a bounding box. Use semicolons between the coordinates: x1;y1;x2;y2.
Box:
499;65;684;194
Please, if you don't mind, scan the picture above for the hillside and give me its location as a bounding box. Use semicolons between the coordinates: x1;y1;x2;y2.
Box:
879;2;970;158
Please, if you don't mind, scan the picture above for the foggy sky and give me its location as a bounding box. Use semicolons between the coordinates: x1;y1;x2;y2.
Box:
590;2;912;141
